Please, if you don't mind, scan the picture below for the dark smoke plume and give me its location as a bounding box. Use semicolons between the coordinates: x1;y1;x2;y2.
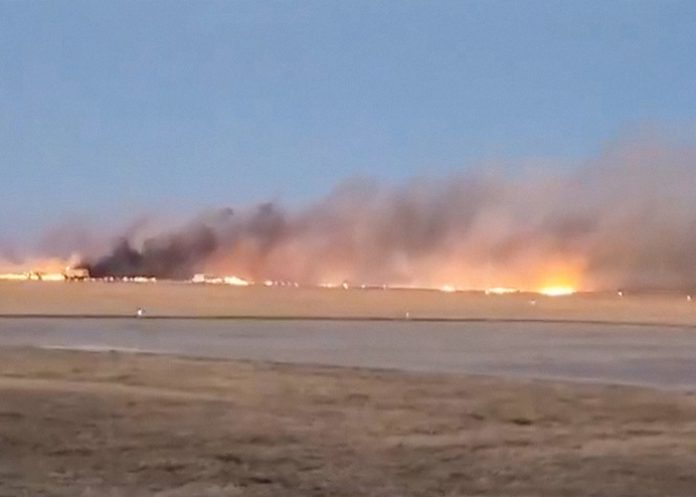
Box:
79;137;696;291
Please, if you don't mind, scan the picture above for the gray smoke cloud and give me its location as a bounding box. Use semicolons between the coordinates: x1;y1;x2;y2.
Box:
80;136;696;291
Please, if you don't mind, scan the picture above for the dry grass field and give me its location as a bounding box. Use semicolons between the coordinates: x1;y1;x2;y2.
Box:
1;348;696;497
2;281;696;325
2;283;696;496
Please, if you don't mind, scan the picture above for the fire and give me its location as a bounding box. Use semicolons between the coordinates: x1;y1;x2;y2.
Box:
0;251;588;295
0;271;66;282
485;287;519;295
223;275;251;287
0;256;90;282
0;266;89;282
0;272;30;281
319;281;350;289
533;258;584;296
538;285;576;297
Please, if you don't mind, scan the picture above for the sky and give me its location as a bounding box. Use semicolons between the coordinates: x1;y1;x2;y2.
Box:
1;0;696;247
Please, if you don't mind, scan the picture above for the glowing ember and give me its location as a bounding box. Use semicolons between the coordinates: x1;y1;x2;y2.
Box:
538;286;576;297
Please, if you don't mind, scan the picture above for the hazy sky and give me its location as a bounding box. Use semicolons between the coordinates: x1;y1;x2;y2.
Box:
2;0;695;244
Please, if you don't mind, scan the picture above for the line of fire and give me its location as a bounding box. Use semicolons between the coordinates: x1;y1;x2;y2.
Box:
0;264;620;298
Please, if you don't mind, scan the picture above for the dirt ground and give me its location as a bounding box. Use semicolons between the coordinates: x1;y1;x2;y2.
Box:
1;348;696;497
2;281;696;325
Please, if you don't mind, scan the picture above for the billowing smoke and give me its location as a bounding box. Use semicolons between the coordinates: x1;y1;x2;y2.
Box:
79;136;696;291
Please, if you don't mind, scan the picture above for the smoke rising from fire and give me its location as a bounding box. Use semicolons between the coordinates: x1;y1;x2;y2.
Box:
78;137;696;291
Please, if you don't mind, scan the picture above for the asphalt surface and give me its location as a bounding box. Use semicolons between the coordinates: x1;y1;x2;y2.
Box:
1;317;696;390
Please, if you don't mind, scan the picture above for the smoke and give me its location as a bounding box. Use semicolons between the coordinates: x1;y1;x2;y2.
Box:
0;243;21;266
78;136;696;291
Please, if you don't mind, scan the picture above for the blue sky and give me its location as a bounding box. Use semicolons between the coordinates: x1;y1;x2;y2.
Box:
2;0;695;245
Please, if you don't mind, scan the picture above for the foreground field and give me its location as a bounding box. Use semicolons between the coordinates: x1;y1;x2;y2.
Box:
1;348;696;496
2;281;696;325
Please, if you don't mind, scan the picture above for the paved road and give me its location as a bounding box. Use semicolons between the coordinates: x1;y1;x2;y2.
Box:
1;318;696;390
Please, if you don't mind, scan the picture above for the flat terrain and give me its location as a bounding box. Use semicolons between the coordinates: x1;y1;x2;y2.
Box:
2;348;696;497
3;318;696;389
2;281;696;325
3;284;696;496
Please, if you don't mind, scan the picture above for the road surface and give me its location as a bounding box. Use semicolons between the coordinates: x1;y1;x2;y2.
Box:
1;317;696;390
